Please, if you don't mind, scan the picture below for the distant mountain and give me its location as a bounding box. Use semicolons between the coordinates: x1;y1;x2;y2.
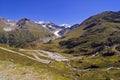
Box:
58;24;80;36
59;24;71;28
35;21;61;37
0;18;55;47
35;21;79;37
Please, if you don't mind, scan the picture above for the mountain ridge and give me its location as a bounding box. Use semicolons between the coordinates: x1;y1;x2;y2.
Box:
59;11;120;55
0;17;80;37
0;17;79;47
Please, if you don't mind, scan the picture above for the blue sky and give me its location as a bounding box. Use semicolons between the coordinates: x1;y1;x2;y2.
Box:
0;0;120;25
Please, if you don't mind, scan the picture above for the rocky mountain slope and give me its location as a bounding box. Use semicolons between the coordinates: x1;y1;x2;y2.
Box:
60;11;120;55
0;18;55;47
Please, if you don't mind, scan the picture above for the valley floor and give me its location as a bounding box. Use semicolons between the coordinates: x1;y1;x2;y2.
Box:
0;46;120;80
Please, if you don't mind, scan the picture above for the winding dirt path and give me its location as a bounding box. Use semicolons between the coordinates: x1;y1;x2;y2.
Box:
19;49;69;62
0;46;50;64
32;53;51;64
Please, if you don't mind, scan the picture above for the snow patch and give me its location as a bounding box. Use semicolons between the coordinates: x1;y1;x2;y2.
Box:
59;24;71;28
42;25;46;28
54;29;62;37
48;25;53;28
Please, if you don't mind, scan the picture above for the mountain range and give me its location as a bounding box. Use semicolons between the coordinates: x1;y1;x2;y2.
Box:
0;17;79;47
35;21;79;37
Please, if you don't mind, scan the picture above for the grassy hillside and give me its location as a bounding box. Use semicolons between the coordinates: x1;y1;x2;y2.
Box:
38;11;120;56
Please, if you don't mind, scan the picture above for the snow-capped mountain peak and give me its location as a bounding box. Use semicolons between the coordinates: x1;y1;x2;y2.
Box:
59;24;71;28
35;21;79;37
